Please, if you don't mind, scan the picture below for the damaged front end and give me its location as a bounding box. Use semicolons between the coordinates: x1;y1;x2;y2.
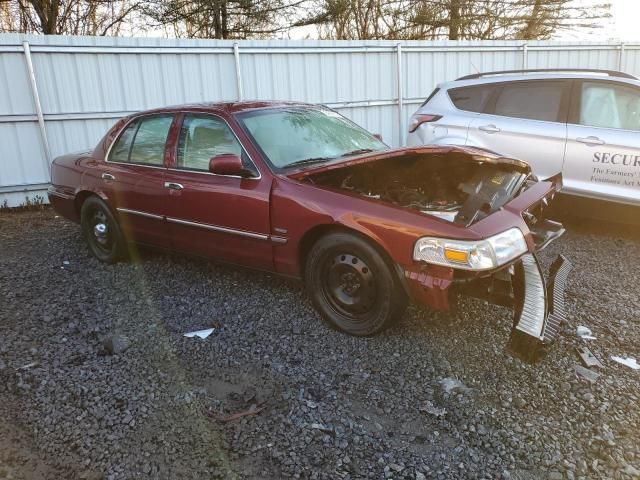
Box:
300;146;572;362
450;188;572;363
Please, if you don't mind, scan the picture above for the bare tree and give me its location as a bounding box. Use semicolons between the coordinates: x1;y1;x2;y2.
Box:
144;0;308;39
0;0;144;35
298;0;611;40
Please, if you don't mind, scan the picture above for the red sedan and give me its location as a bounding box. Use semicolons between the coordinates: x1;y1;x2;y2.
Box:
48;101;570;362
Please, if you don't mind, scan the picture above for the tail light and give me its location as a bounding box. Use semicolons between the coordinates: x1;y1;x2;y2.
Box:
408;114;442;132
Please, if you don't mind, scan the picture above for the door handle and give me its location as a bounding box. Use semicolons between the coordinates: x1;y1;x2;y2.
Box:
101;173;116;181
576;136;605;146
479;124;501;133
164;182;184;191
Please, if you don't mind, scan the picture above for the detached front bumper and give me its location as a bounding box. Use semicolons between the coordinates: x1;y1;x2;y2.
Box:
403;252;572;363
507;253;572;362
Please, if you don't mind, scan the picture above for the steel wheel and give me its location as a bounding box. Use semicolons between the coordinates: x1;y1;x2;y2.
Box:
80;196;126;263
88;208;114;255
305;231;408;336
322;253;377;318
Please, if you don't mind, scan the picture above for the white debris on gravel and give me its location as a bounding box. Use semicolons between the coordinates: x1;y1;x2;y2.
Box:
576;325;596;340
183;328;214;339
439;377;469;394
419;401;447;417
610;356;640;370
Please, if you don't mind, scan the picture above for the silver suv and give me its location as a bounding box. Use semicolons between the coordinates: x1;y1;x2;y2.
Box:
407;69;640;206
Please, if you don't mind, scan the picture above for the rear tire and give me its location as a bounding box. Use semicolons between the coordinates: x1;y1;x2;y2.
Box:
304;231;407;336
80;196;126;264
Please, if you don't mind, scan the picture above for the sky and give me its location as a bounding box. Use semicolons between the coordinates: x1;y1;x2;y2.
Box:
609;0;640;41
560;0;640;41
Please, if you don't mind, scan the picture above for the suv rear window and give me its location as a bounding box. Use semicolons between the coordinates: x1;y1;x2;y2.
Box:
448;85;494;112
493;81;565;122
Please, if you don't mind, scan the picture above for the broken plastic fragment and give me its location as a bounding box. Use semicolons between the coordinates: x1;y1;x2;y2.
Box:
577;325;596;340
610;356;640;370
576;346;603;369
183;328;214;339
575;364;600;383
419;401;446;417
439;378;469;394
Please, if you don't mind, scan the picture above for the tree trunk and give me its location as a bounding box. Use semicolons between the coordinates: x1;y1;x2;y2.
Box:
520;0;544;40
448;0;461;40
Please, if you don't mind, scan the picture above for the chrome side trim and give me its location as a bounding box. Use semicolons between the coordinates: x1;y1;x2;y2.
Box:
47;190;74;200
270;236;288;245
116;207;164;220
166;216;269;241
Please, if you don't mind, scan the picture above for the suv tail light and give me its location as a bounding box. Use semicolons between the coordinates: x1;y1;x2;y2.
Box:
408;114;442;132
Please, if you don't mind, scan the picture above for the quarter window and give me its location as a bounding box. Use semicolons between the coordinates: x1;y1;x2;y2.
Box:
109;122;137;163
177;115;243;171
492;82;565;122
579;82;640;131
109;115;173;165
448;85;494;113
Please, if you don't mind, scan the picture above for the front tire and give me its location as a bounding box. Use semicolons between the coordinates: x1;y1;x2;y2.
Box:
80;196;126;264
305;232;407;336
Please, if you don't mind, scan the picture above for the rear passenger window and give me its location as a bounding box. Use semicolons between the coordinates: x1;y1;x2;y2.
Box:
448;85;494;112
129;116;173;166
109;115;173;165
493;82;564;122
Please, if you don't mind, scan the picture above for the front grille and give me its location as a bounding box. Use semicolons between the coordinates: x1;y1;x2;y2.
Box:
542;255;572;343
515;253;546;339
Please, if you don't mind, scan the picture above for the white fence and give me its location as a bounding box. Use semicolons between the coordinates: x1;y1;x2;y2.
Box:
2;34;640;207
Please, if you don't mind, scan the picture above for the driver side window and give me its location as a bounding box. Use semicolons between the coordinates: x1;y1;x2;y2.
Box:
580;82;640;131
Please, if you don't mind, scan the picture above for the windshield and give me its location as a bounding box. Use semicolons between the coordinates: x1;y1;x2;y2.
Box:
236;107;387;170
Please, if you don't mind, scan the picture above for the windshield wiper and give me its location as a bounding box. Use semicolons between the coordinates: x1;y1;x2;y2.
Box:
286;157;331;168
339;148;375;157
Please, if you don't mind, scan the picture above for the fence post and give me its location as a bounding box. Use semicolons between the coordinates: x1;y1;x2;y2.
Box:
396;43;404;147
618;42;625;71
22;41;52;180
522;43;528;70
233;43;244;101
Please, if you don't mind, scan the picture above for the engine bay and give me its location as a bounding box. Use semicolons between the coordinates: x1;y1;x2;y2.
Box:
304;152;533;226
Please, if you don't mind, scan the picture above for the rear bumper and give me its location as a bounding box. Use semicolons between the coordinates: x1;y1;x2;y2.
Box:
47;186;78;222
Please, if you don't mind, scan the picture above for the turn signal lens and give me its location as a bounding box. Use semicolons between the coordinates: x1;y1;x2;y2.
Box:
444;249;468;263
408;114;442;132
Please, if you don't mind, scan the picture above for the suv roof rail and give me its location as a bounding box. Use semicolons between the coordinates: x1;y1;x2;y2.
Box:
456;69;637;81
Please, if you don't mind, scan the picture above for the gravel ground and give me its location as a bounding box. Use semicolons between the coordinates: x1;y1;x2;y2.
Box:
1;207;639;480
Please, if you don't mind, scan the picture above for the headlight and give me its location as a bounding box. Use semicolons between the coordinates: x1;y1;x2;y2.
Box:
413;228;528;271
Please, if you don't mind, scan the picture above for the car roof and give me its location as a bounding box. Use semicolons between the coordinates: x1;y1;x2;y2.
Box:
439;71;640;90
135;100;318;117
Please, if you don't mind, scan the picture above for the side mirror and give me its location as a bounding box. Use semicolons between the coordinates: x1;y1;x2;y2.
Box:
373;133;383;142
209;153;248;177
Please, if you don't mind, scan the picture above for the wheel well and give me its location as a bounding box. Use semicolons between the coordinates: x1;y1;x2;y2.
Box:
74;191;103;217
298;224;400;281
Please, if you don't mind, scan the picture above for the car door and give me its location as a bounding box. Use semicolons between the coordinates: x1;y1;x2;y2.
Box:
100;113;175;248
466;79;570;179
163;112;273;269
563;79;640;205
